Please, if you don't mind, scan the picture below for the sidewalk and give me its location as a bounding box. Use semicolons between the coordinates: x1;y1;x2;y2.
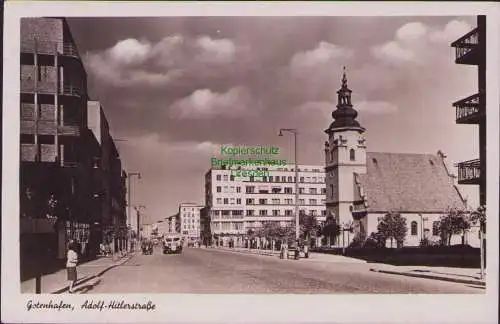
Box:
21;252;135;294
212;247;367;263
369;264;486;287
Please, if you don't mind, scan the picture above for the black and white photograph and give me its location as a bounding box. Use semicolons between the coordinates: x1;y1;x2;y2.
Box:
2;2;499;324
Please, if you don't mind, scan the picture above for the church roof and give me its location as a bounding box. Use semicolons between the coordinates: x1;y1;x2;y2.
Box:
354;152;466;213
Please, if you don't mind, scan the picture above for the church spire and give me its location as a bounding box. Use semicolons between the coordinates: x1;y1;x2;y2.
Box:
325;67;365;134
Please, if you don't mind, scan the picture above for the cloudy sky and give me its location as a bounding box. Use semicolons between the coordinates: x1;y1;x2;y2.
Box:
65;16;480;222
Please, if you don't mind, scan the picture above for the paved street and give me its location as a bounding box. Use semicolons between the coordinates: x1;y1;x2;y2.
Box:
86;247;483;294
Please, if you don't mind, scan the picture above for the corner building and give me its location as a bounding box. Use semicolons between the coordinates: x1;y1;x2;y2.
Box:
203;165;327;247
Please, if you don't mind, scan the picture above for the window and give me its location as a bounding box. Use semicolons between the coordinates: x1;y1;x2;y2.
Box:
285;199;293;204
272;210;279;216
350;149;355;161
330;185;334;198
272;187;281;194
432;221;439;236
285;210;293;216
246;198;254;205
236;187;241;193
259;199;267;205
284;187;292;194
312;177;317;182
216;198;222;204
246;210;254;216
322;210;327;216
230;198;235;205
309;188;317;194
223;198;229;205
309;199;317;205
299;199;305;205
411;221;418;236
321;188;326;194
263;176;267;182
300;177;304;183
299;188;305;194
230;186;235;193
281;176;286;182
216;186;222;193
288;176;293;182
268;176;273;183
275;176;280;182
272;198;280;204
259;210;268;216
223;175;228;181
246;186;255;193
236;198;241;204
249;176;254;182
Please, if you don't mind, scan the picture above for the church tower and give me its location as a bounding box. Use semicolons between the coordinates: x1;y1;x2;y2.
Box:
324;67;367;246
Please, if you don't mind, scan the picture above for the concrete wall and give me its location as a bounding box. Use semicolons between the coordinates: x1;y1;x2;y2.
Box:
21;18;64;43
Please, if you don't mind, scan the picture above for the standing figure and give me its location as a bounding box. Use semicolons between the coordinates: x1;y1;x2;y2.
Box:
66;240;78;293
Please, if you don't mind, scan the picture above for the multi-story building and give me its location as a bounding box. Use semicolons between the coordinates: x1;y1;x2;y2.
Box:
19;17;96;271
87;101;128;254
166;213;180;234
179;203;203;243
203;165;327;247
450;16;486;207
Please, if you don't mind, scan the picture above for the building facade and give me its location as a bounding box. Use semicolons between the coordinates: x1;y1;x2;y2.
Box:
325;69;475;248
451;16;486;207
179;203;203;243
19;18;127;280
19;17;96;272
87;101;128;254
203;165;327;247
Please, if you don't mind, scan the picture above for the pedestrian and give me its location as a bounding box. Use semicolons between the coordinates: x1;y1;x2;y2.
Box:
66;240;78;293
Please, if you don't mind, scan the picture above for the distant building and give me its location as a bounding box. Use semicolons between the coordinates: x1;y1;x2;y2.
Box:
179;203;203;243
202;165;327;247
166;213;180;234
324;68;476;248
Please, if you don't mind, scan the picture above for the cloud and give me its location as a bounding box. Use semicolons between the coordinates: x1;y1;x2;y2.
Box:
290;41;352;71
168;86;255;119
356;100;398;114
195;36;237;62
429;20;473;43
371;20;472;66
372;41;417;63
85;35;241;88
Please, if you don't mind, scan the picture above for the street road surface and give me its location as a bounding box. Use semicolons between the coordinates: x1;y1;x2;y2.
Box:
87;247;483;294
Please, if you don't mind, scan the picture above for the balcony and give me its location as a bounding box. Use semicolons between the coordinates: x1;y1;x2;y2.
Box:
457;159;481;185
454;93;481;124
20;79;83;97
59;124;80;136
21;40;81;59
451;28;481;65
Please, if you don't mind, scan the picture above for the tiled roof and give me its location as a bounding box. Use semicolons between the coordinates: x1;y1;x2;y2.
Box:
355;152;465;213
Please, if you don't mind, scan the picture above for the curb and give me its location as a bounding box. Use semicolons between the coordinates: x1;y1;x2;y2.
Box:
52;253;136;294
370;268;486;287
214;248;280;257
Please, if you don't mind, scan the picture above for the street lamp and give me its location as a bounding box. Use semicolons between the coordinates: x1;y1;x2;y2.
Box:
127;172;141;251
134;205;146;240
278;128;299;242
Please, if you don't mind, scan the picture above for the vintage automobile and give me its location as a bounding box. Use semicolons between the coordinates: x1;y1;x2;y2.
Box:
141;240;153;255
162;234;183;254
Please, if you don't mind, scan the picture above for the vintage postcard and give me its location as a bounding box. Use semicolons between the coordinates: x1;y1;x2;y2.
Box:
2;1;499;323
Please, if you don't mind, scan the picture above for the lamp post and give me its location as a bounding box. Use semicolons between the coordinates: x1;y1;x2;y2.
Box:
127;172;141;251
278;128;299;243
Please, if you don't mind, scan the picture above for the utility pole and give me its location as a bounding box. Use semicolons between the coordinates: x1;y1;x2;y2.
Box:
279;128;299;243
127;172;141;252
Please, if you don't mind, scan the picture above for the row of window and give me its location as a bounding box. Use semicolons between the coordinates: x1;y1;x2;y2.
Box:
183;225;199;230
216;186;326;195
215;174;325;183
215;197;326;205
409;221;440;236
211;221;295;231
212;209;326;217
327;148;357;163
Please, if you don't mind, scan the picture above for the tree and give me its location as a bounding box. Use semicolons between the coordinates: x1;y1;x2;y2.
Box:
377;212;407;248
469;205;486;279
321;220;341;246
438;209;470;246
299;212;318;243
364;232;385;248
